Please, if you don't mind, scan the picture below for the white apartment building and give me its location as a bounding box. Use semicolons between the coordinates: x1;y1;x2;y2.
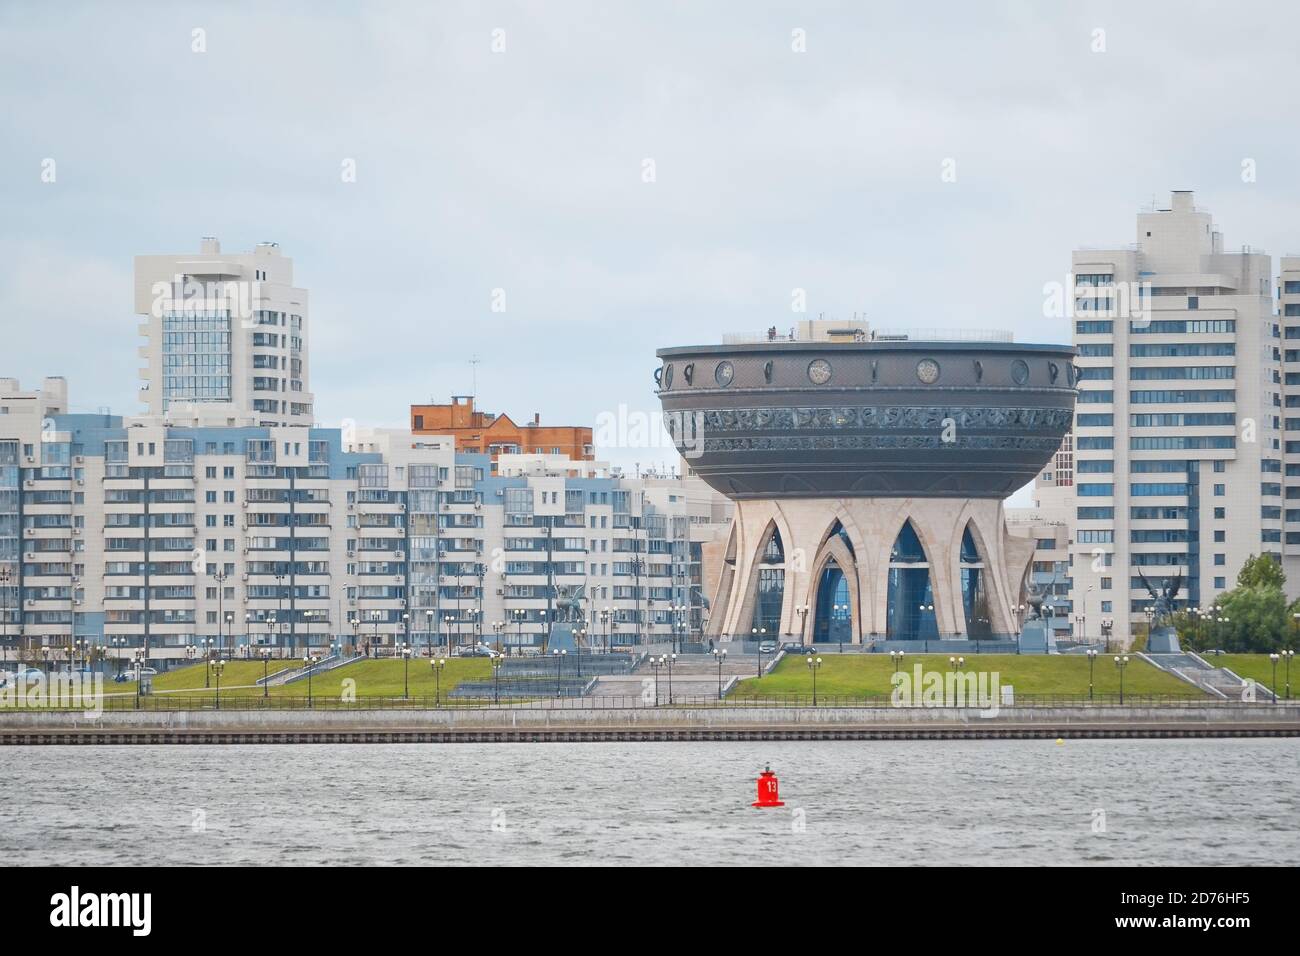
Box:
1036;190;1285;646
0;395;728;664
134;238;314;427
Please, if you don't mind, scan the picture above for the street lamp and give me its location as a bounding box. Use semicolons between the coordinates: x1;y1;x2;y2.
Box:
1086;648;1097;702
397;642;411;699
712;647;727;700
1270;653;1280;703
890;649;905;674
431;657;446;707
947;655;965;707
795;604;810;646
806;654;823;706
491;654;504;704
918;603;934;653
425;609;435;656
649;653;664;706
552;647;566;698
210;658;225;710
260;648;271;698
599;607;611;654
1114;654;1129;705
1282;648;1295;701
833;603;847;653
751;625;766;670
302;653;320;708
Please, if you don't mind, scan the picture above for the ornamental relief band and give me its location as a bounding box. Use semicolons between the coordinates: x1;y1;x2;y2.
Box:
698;434;1066;452
663;405;1073;436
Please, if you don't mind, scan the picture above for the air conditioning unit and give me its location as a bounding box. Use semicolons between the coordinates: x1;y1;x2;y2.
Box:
394;550;403;558
24;480;33;487
74;599;82;606
74;456;84;464
399;503;406;511
398;599;407;608
71;576;80;583
496;489;504;496
241;501;248;508
348;598;356;606
25;599;34;606
393;575;403;583
72;528;81;535
347;503;354;511
25;456;34;463
496;588;505;595
347;550;354;557
76;479;84;486
241;574;249;582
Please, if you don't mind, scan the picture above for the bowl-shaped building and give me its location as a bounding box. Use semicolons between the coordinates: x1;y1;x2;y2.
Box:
655;338;1076;644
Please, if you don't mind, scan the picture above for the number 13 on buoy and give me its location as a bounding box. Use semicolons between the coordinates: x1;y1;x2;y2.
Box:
751;764;785;808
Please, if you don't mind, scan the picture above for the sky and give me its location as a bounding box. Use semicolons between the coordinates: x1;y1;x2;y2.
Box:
3;0;1300;502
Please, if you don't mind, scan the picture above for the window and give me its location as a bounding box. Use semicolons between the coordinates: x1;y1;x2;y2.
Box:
1214;554;1225;566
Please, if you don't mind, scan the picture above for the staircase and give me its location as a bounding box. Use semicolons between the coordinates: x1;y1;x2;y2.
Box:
1140;651;1266;700
263;653;361;687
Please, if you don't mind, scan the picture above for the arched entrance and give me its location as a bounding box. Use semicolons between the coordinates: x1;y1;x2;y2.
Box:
751;524;785;636
960;523;992;639
812;557;852;643
887;520;937;640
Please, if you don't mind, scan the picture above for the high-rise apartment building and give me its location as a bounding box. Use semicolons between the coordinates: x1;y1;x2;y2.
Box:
1036;191;1284;646
0;401;727;662
134;238;314;427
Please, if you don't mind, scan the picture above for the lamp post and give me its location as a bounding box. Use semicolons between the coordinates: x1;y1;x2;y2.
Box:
260;648;270;698
203;637;214;687
491;654;503;704
551;647;566;698
660;653;676;704
425;609;435;656
1114;654;1129;705
111;636;125;676
1282;648;1294;700
712;647;727;700
918;603;934;652
649;653;663;706
210;658;225;710
402;612;410;656
302;653;320;708
213;569;227;659
599;607;611;654
350;617;360;657
1086;648;1097;702
491;620;504;655
431;657;446;707
890;649;905;674
947;655;965;707
133;649;144;710
795;604;810;646
833;603;847;653
750;626;766;668
806;654;822;706
398;642;410;699
1270;653;1280;703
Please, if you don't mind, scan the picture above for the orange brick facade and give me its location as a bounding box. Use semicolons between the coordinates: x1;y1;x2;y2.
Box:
410;395;594;466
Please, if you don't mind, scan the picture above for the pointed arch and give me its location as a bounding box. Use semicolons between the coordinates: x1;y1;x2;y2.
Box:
807;521;862;644
958;520;992;640
886;518;939;640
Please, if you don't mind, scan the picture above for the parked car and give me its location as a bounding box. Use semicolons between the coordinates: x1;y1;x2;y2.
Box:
758;640;778;654
780;641;807;652
454;645;497;658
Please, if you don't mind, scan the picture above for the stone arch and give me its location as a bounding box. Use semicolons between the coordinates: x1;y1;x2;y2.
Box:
730;510;795;640
883;515;943;641
808;530;861;644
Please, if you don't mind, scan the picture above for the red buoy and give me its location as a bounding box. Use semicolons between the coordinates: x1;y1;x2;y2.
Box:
751;764;785;808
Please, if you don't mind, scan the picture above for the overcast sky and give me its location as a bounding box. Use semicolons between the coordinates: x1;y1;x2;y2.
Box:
4;0;1300;497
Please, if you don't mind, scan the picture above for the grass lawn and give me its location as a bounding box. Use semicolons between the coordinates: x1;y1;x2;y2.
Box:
100;658;302;697
731;653;1206;700
145;657;493;700
1210;654;1298;699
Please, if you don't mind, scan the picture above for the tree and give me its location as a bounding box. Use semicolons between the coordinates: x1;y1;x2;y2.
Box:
1218;586;1289;652
1237;553;1285;591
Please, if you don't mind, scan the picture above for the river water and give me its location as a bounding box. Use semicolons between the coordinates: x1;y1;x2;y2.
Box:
2;739;1296;865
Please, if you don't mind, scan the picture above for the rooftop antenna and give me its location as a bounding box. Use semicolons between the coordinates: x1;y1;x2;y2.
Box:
469;355;481;401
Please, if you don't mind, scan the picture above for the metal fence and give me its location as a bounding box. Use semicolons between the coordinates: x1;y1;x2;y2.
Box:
19;691;1300;712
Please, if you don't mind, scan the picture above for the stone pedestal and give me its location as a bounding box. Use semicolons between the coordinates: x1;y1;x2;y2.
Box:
546;625;579;655
1146;625;1181;654
1018;619;1057;654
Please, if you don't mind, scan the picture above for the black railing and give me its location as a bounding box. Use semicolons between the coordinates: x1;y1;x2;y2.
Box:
14;692;1300;712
